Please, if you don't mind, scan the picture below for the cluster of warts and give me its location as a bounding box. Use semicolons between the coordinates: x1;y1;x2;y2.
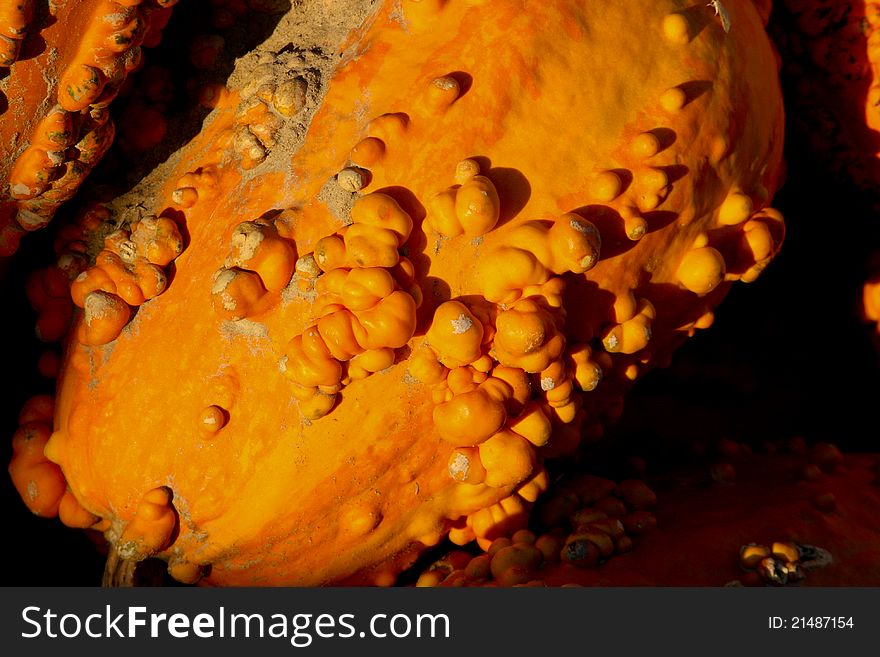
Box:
0;0;178;256
278;195;420;419
207;192;421;420
71;207;183;345
231;53;311;169
23;202;183;348
169;54;311;208
8;394;99;530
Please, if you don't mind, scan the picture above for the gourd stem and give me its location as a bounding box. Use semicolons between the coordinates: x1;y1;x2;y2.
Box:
102;549;135;587
102;549;166;587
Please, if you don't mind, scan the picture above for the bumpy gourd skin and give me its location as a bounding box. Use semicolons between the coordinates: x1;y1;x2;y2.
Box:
0;0;178;256
35;0;784;585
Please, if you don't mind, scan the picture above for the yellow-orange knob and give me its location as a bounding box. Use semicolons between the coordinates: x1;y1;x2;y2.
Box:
117;486;177;561
479;430;536;488
455;175;500;237
677;246;726;295
427;300;484;367
433;387;506;446
350;192;413;244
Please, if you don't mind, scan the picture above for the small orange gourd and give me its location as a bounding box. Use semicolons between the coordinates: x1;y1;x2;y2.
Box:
0;0;180;256
8;0;785;585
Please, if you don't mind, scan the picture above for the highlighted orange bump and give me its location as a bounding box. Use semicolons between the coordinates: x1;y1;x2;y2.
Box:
9;421;66;518
80;290;131;346
117;486;178;561
427;300;484;367
433;385;507;447
426;170;501;238
677;246;726;295
602;298;655;354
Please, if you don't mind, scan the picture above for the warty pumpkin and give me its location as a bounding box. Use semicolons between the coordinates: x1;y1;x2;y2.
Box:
8;0;787;585
0;0;180;258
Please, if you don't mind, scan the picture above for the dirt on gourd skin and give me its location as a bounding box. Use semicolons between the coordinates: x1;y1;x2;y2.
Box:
56;2;384;584
80;0;381;249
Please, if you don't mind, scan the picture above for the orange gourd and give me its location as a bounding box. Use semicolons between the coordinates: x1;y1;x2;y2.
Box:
0;0;181;257
7;0;786;585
